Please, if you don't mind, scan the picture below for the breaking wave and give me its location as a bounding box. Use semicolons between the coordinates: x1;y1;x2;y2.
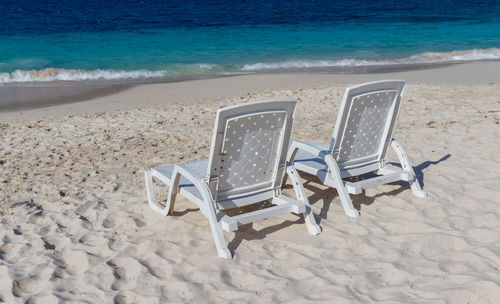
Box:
1;48;499;83
0;68;168;83
241;48;500;71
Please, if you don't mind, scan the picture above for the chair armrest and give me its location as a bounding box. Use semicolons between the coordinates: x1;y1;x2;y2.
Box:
287;141;343;181
390;138;411;171
174;164;215;214
287;140;331;163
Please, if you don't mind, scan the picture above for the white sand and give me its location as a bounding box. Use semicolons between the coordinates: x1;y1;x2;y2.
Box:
1;62;500;303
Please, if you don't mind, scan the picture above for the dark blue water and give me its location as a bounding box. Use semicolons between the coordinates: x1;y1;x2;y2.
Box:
1;0;500;82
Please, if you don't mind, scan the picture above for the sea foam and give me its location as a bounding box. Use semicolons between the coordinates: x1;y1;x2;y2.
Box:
1;48;499;83
241;48;500;71
0;68;167;83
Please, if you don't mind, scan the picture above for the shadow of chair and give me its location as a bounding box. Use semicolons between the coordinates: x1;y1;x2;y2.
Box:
171;154;452;254
299;153;452;221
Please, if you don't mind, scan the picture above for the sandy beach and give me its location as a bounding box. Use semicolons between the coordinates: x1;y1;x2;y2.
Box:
1;62;500;303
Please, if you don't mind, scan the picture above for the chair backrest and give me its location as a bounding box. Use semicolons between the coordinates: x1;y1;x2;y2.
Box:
206;99;296;209
330;80;406;171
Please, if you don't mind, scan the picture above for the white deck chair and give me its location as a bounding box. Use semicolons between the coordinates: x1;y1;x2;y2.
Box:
287;80;427;218
145;99;320;258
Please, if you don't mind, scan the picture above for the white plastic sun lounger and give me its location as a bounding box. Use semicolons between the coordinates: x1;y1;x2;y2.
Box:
145;99;320;258
287;80;427;218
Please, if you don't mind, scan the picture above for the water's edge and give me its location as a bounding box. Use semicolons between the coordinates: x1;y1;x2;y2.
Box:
2;48;500;84
0;59;495;112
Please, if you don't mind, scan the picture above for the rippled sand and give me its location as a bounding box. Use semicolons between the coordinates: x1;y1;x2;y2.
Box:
1;80;500;303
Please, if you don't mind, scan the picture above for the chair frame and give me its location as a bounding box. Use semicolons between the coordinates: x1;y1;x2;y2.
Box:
287;80;427;218
145;99;320;258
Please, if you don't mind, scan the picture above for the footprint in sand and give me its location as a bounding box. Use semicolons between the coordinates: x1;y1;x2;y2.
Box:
0;236;24;263
25;294;59;304
130;215;146;228
0;265;16;303
78;233;98;246
12;265;53;297
50;249;89;276
75;201;98;222
38;224;53;235
107;257;143;291
102;214;116;228
113;291;160;304
28;210;46;225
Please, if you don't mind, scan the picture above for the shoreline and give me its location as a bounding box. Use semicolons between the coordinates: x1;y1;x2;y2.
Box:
1;60;500;122
0;60;487;113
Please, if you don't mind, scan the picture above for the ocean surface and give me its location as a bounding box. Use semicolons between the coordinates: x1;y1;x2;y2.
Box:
1;0;500;83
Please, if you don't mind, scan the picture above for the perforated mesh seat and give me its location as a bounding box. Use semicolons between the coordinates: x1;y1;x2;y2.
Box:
336;90;397;165
216;111;286;195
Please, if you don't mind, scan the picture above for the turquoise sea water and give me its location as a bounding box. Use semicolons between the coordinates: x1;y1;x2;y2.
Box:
1;0;500;82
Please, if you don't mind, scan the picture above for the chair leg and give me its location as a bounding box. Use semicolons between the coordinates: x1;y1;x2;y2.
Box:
323;156;360;218
409;176;427;198
145;170;167;216
203;202;232;259
165;170;181;215
144;169;181;216
333;177;361;218
146;165;230;258
391;139;427;198
286;166;321;234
